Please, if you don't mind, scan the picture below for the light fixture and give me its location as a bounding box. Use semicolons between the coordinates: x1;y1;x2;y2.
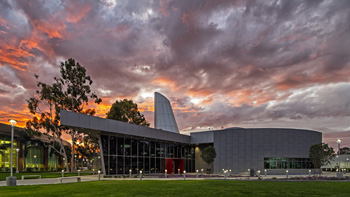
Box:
8;119;17;126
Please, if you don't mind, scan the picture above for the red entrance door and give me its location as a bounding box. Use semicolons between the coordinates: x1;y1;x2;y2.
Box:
166;159;184;174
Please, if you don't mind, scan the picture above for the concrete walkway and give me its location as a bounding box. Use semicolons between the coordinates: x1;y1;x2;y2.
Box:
0;172;348;186
0;175;100;186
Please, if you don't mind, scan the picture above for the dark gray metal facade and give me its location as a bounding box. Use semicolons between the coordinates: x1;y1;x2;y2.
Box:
212;128;322;174
60;110;191;144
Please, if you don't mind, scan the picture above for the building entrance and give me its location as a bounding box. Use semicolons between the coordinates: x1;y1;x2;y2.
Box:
165;158;184;174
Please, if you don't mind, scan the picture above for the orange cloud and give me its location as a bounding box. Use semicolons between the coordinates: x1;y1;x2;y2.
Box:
32;19;66;39
158;0;172;16
152;77;180;92
65;4;91;23
0;104;32;128
0;43;33;70
0;15;8;28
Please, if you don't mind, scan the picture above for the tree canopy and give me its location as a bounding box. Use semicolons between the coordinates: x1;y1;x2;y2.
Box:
106;99;150;127
309;143;335;176
200;146;217;166
26;58;101;172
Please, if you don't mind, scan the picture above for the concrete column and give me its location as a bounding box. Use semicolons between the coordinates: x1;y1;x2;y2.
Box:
98;133;106;175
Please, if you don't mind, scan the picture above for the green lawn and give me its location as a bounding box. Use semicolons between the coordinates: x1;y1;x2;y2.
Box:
1;180;350;196
0;172;91;181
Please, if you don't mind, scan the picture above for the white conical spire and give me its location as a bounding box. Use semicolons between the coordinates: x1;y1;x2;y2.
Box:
154;92;179;133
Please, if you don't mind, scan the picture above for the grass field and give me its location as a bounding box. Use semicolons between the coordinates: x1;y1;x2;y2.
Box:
1;180;350;196
0;172;91;181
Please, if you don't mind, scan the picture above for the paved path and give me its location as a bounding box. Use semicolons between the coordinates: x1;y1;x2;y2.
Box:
0;175;100;186
0;172;347;186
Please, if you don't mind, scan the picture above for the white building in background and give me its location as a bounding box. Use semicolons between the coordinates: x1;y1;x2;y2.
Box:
322;155;350;170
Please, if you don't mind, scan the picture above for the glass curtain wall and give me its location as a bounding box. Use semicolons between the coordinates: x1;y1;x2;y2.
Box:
101;134;195;175
0;139;18;171
264;157;313;169
26;146;44;170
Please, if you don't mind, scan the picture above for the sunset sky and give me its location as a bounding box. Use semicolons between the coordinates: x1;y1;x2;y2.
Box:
0;0;349;150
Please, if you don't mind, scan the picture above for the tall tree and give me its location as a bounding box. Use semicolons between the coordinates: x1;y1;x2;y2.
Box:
200;146;216;173
27;58;101;172
106;99;150;127
309;143;335;176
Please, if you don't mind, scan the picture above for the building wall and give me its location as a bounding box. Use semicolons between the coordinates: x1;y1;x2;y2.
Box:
213;128;322;174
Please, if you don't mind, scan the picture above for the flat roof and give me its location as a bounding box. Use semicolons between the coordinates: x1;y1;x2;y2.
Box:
60;110;191;144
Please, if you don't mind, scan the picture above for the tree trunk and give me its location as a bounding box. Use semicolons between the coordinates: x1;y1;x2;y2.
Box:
23;145;26;171
319;168;321;177
313;160;316;177
57;137;69;172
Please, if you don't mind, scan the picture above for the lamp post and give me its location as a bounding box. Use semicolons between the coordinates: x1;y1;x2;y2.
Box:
63;157;65;171
6;119;17;186
98;156;101;171
347;158;349;172
16;148;19;173
336;139;342;178
75;155;77;171
34;155;37;172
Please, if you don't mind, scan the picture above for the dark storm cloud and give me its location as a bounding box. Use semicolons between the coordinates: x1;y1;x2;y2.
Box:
175;83;350;131
149;0;350;96
0;0;349;136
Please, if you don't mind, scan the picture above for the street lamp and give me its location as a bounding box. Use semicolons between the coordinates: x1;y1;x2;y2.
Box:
34;155;37;172
63;157;65;165
6;119;17;186
337;139;341;173
98;156;101;170
75;155;77;171
16;148;19;173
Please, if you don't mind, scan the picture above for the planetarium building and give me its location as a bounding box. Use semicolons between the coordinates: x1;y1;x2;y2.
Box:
60;92;322;175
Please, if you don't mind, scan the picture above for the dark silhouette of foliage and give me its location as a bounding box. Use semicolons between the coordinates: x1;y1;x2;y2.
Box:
26;58;101;172
106;99;150;127
309;143;335;176
200;146;216;173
